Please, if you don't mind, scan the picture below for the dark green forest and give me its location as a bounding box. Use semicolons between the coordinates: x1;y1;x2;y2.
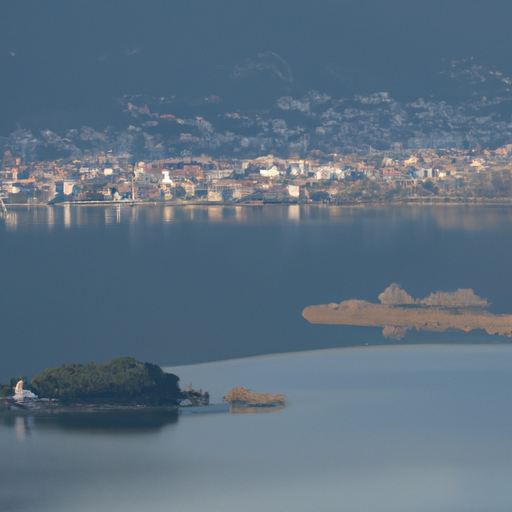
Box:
27;357;182;404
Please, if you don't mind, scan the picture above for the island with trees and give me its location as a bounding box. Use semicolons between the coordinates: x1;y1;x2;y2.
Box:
0;357;209;412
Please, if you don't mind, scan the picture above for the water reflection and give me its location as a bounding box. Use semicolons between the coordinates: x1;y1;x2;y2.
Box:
208;206;223;222
0;414;34;439
63;204;71;228
3;211;17;230
3;204;512;231
47;205;54;228
288;204;300;221
1;409;180;436
163;206;174;222
230;404;285;414
433;205;512;231
15;416;33;439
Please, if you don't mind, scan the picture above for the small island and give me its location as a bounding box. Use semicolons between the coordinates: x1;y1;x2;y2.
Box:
1;358;288;419
302;284;512;339
0;357;209;412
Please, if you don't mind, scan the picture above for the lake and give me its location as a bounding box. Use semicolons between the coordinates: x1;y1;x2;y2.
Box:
2;204;512;379
3;345;512;512
1;204;512;511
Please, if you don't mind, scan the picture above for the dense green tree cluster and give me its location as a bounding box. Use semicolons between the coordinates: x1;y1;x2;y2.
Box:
30;357;182;404
421;180;439;194
0;385;13;398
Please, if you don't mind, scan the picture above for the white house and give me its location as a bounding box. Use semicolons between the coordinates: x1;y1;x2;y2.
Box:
162;171;173;184
260;166;280;178
287;184;300;198
414;168;438;179
13;381;38;403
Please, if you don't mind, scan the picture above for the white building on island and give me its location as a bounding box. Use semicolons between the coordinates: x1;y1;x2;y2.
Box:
13;380;38;403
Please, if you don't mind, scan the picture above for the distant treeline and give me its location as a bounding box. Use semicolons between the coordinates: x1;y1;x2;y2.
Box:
2;357;182;405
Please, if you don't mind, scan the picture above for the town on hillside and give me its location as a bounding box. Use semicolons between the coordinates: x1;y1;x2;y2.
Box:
4;60;512;205
3;146;512;205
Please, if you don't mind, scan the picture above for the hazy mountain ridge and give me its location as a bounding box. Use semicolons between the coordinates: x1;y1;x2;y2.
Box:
4;0;512;130
4;0;512;159
3;60;512;162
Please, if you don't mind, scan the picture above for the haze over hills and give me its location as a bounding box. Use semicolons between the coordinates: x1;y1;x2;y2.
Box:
3;0;512;157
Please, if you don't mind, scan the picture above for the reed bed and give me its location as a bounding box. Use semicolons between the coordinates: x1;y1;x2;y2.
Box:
224;387;285;406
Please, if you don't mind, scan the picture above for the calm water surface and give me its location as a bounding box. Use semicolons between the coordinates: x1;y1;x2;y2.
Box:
2;345;512;512
2;205;512;511
1;204;512;379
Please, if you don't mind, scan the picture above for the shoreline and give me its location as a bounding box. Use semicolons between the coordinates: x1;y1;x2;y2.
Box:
5;197;512;208
0;403;228;419
0;402;222;415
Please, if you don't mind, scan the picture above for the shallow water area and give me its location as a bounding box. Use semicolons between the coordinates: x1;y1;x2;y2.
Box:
2;344;512;512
